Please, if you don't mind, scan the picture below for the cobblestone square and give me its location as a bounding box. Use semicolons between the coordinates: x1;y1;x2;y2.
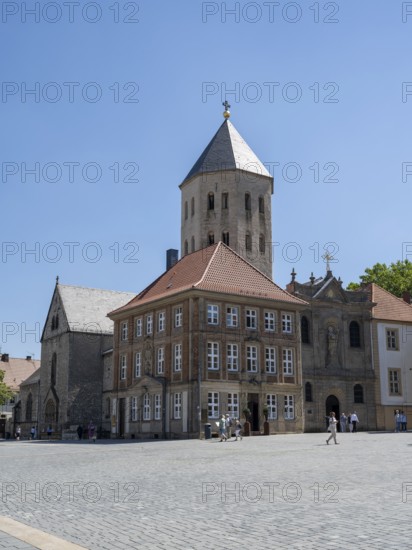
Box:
0;432;410;549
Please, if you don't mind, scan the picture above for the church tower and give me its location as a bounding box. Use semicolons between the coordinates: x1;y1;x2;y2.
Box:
180;104;274;278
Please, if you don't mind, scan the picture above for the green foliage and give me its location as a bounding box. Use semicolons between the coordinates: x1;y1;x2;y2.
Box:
347;260;412;298
0;370;14;405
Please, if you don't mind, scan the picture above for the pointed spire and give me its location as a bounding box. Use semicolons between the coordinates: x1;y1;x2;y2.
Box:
56;275;59;285
291;268;296;283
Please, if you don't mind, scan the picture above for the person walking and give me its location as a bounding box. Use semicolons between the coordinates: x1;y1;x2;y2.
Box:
395;410;401;432
400;411;407;432
219;415;227;442
348;414;353;433
234;419;242;441
351;412;359;433
47;425;52;440
340;413;347;433
88;421;96;442
225;415;233;439
326;412;339;445
15;426;21;441
77;425;83;440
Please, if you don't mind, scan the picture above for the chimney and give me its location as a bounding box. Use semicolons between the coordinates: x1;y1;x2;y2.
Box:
166;249;179;271
402;291;411;304
26;355;32;361
1;353;9;362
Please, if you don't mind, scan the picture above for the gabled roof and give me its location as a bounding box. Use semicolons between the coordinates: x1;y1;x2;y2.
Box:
0;356;40;392
367;283;412;322
110;243;307;316
182;119;272;184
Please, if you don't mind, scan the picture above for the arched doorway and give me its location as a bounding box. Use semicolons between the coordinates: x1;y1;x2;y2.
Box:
325;395;340;429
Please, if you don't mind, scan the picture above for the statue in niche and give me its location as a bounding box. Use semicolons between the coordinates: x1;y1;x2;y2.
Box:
326;325;339;367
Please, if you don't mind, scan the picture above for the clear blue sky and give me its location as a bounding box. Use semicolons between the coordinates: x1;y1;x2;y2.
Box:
1;0;411;359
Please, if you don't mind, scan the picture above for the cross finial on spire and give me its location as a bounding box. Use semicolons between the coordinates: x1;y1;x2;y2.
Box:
56;275;59;285
222;100;231;119
322;250;334;272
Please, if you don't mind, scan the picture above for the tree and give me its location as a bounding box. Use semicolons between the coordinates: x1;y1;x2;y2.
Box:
347;260;412;298
0;370;14;405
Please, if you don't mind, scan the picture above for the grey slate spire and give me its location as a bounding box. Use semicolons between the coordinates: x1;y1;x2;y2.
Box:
182;119;272;184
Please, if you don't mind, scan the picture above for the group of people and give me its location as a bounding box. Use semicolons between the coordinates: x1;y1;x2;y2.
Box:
339;412;359;433
218;414;242;441
394;410;408;432
76;421;96;442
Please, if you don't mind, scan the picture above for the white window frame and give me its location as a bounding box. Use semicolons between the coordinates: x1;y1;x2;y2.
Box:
173;343;182;372
246;345;258;372
207;304;219;325
157;347;165;375
158;311;166;332
131;396;138;421
265;347;277;374
267;394;277;420
174;393;182;419
120;355;127;380
135;317;142;337
208;392;219;418
207;342;219;370
388;369;402;395
386;329;398;351
174;306;183;328
143;394;151;421
282;312;293;334
246;309;257;329
146;314;153;335
121;321;128;341
134;351;141;378
227;393;239;418
283;348;293;375
227;343;239;371
284;395;295;420
226;306;239;328
264;311;276;332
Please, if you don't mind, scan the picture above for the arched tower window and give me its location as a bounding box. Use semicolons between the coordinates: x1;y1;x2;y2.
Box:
208;232;215;245
305;382;313;402
51;353;57;386
208;192;214;211
349;321;361;347
259;234;265;254
245;193;251;211
191;236;195;252
222;231;229;246
354;384;364;403
191;197;195;216
184;201;188;220
245;232;252;252
184;240;188;255
25;393;33;421
301;316;310;344
259;196;265;214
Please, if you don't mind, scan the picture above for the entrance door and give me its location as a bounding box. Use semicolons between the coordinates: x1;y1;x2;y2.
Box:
118;398;126;437
0;418;5;438
247;393;260;432
325;395;340;429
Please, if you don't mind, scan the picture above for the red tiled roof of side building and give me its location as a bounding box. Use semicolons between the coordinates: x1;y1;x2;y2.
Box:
366;283;412;322
109;242;308;317
0;356;40;392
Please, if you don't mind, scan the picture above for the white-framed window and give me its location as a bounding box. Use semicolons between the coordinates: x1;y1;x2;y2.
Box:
131;396;138;421
246;309;257;329
207;304;219;325
265;347;277;374
135;317;142;337
283;348;293;375
227;393;239;418
120;355;127;380
246;345;258;372
174;306;183;328
174;393;182;419
264;311;276;332
157;347;165;375
282;313;293;334
158;311;166;332
226;306;239;328
146;314;153;335
134;352;141;378
143;394;151;421
267;394;277;420
121;321;128;341
386;329;399;351
207;342;219;370
284;395;294;419
208;392;219;418
388;369;402;395
227;343;239;371
154;394;161;420
173;343;182;372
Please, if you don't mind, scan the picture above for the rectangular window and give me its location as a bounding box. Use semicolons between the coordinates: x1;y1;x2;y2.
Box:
146;314;153;335
388;369;402;395
134;352;141;378
282;313;293;334
157;347;165;375
207;304;219;325
246;309;257;329
174;393;182;419
208;392;219;418
121;321;128;341
174;306;183;328
135;317;142;337
207;342;219;370
173;343;182;372
131;396;138;421
264;311;276;332
265;347;277;374
227;393;239;418
246;345;258;372
227;343;239;371
386;329;398;350
226;306;238;328
154;394;161;420
267;394;277;420
284;395;294;420
143;394;150;421
158;311;166;332
283;348;293;375
120;355;127;380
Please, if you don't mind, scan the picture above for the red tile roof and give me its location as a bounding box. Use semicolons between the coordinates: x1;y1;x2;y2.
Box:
0;356;40;392
367;283;412;322
110;243;307;316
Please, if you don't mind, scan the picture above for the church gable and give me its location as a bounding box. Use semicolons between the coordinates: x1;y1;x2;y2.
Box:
313;278;348;303
41;283;69;342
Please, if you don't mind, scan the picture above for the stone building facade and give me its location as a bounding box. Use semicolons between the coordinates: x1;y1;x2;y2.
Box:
108;243;307;439
287;270;377;431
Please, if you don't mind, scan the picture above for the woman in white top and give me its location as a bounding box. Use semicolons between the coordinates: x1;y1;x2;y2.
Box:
326;412;339;445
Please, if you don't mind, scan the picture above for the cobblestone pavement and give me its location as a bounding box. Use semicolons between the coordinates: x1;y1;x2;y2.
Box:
0;432;411;549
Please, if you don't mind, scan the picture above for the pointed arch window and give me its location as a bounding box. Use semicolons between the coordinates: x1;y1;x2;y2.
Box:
245;193;251;211
349;321;361;347
354;384;364;403
191;197;195;216
184;201;188;220
222;231;229;246
259;234;265;254
208;192;214;211
301;316;310;344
